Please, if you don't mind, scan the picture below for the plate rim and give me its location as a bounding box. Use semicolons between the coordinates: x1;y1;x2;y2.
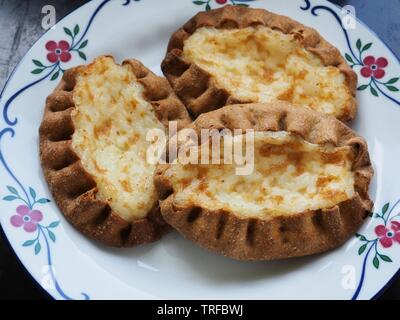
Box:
0;0;399;300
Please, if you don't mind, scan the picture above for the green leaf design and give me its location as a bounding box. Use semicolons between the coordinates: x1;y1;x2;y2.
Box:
235;3;249;6
356;39;362;50
362;43;372;52
373;256;380;269
3;195;17;201
78;51;87;61
358;244;367;255
357;84;369;91
7;186;18;195
51;71;60;81
345;53;354;64
387;86;399;92
370;86;378;97
387;77;399;84
37;198;50;204
48;221;60;228
23;240;36;247
29;187;36;200
79;40;88;49
32;59;44;67
382;202;390;214
193;0;206;4
48;230;56;242
34;242;41;255
379;254;392;262
368;212;373;217
205;3;211;11
31;68;44;74
356;233;367;241
74;24;80;36
64;27;73;37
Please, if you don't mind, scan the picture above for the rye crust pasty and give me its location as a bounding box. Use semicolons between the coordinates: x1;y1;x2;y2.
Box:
155;102;373;260
162;5;357;122
40;56;191;247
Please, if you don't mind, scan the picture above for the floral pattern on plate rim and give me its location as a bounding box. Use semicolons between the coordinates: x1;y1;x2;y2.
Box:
0;0;143;300
193;0;255;11
301;0;400;106
31;24;89;82
301;0;400;300
0;0;399;300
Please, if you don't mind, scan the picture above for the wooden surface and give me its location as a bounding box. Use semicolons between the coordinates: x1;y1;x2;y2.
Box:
0;0;399;300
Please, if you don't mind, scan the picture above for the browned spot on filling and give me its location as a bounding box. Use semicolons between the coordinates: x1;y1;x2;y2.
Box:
255;195;266;203
196;167;208;180
205;190;214;199
271;195;284;204
317;175;339;189
298;186;307;194
83;83;94;103
197;180;208;192
277;86;294;102
293;47;308;59
122;133;140;151
320;189;347;203
269;178;278;188
228;179;245;193
122;165;129;174
260;163;288;176
178;178;192;188
287;152;305;175
120;179;132;193
93;159;107;173
259;144;279;157
130;100;137;110
93;118;112;139
259;142;307;176
259;142;303;157
262;68;275;83
296;70;308;80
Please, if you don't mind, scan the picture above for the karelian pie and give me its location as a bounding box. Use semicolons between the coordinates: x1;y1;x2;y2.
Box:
155;102;373;260
162;5;357;122
40;56;191;247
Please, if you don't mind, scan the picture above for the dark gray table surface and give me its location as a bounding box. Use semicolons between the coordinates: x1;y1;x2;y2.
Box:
0;0;399;300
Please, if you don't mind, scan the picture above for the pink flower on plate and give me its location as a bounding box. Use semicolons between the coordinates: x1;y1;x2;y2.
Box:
10;205;43;233
45;40;71;63
360;56;388;79
375;221;400;248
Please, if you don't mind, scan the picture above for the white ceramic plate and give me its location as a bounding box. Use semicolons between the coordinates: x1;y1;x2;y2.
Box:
1;0;400;300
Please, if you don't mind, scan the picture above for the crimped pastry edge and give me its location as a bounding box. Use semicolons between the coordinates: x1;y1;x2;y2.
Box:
39;56;191;247
162;5;358;122
155;102;373;260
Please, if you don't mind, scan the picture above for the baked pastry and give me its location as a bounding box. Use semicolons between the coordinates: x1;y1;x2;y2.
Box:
162;5;357;122
155;102;373;260
40;56;191;247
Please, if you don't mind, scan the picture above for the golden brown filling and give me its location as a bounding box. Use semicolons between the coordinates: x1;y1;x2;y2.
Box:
165;132;355;218
71;56;164;221
183;27;352;118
